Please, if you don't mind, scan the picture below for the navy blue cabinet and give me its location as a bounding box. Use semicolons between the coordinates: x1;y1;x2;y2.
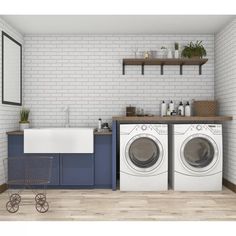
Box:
60;154;94;186
94;135;112;188
7;133;112;189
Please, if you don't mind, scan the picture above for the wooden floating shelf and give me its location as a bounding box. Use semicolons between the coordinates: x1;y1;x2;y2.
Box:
112;115;233;122
122;58;208;75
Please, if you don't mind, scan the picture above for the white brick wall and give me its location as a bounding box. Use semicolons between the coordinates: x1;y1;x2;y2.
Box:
215;18;236;184
0;18;23;185
24;35;214;128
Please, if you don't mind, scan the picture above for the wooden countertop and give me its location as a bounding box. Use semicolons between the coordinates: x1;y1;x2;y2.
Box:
6;131;24;135
112;115;233;122
7;130;112;135
94;131;112;135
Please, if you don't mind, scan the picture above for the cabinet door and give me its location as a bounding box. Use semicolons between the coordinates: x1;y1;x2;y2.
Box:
60;154;94;186
8;135;24;157
94;135;112;187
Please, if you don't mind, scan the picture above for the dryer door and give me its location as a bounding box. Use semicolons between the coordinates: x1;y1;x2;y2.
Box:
125;134;164;173
180;134;219;173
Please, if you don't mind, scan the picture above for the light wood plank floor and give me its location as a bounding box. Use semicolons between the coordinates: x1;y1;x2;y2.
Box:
0;187;236;221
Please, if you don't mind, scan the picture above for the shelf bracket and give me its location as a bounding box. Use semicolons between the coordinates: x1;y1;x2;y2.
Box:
122;63;125;75
161;64;164;75
141;63;144;75
199;64;202;75
180;64;183;75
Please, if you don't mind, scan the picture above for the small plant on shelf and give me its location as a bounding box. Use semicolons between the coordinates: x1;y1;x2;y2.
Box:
19;108;30;131
174;42;179;51
181;41;207;59
174;42;179;58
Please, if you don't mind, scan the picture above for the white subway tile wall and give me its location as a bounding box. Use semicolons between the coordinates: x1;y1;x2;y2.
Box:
215;19;236;185
0;18;23;185
24;35;214;128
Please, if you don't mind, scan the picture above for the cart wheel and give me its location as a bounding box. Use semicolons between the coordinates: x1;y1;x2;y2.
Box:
36;201;49;213
10;194;21;204
35;193;46;204
6;201;19;213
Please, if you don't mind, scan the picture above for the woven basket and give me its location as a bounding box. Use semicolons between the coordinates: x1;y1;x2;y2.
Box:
193;100;218;116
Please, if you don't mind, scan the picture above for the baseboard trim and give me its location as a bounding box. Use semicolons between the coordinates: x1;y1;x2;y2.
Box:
223;178;236;193
0;183;7;193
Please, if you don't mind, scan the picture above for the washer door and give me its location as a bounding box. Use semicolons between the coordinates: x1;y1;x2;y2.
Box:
125;134;164;173
180;134;218;173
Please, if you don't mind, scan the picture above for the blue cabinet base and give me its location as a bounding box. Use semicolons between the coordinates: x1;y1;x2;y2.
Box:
8;134;113;189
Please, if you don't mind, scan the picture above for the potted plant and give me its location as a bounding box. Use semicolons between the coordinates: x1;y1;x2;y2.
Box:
181;41;207;58
174;42;179;58
19;108;30;131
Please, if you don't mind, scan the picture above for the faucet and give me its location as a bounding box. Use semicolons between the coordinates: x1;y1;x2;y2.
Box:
63;106;70;127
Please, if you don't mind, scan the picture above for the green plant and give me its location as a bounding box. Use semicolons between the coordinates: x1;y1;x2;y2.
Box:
181;41;207;58
161;46;167;50
20;108;30;123
174;42;179;50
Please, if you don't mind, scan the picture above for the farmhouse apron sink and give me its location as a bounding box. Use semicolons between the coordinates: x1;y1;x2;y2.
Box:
24;128;94;153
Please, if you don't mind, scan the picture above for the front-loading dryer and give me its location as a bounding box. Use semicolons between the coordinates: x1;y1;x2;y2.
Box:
120;124;168;191
170;124;223;191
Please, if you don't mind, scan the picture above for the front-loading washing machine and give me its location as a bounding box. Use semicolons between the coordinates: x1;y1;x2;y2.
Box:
120;124;168;191
170;124;223;191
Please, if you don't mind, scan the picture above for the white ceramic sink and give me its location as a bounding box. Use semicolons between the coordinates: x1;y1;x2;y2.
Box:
24;128;94;154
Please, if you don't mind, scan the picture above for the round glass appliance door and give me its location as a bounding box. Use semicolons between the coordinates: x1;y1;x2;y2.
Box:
128;137;160;168
182;137;215;170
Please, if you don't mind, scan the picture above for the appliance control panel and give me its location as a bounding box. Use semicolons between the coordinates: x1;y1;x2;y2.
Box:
191;124;222;135
134;124;167;134
207;124;222;135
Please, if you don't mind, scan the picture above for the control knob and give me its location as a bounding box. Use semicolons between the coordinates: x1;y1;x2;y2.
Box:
141;125;147;131
196;125;202;131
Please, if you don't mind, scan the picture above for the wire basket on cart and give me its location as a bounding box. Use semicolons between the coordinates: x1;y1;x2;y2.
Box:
3;156;53;213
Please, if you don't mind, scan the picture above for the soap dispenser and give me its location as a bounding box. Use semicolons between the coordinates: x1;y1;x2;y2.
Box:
178;101;184;116
98;118;102;131
185;101;191;116
161;101;167;116
169;100;174;113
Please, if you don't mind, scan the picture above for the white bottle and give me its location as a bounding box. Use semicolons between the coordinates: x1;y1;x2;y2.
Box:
178;101;184;116
98;118;102;130
169;100;174;113
161;101;167;116
185;101;191;116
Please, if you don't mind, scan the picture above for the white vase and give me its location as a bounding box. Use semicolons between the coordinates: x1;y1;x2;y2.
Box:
161;49;167;58
19;123;30;131
174;50;179;58
167;49;173;58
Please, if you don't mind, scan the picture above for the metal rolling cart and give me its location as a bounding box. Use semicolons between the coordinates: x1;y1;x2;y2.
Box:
3;156;53;213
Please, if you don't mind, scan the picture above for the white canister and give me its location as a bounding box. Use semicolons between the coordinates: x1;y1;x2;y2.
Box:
161;101;167;116
185;102;191;116
166;108;171;116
